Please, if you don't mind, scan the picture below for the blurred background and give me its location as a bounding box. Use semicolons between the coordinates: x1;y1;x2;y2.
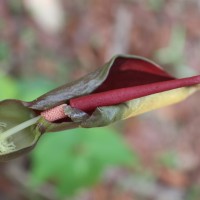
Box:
1;0;200;199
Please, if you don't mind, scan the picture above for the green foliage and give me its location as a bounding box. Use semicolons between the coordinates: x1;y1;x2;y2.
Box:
7;0;23;14
0;72;56;101
0;74;18;99
186;186;200;200
17;77;56;101
157;151;179;169
148;0;165;11
0;42;10;61
155;26;186;65
31;127;139;196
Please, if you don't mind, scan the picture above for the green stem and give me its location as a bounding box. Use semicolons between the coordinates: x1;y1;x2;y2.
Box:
0;116;40;140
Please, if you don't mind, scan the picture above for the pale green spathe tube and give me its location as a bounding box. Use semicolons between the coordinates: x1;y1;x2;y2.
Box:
0;116;40;153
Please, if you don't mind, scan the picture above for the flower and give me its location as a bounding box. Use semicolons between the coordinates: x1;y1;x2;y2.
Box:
0;55;200;160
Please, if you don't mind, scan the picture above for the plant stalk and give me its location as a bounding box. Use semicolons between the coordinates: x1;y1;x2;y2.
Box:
0;116;40;140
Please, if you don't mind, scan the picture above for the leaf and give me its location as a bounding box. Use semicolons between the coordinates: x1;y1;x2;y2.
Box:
0;75;18;99
0;42;10;61
155;26;186;65
30;127;139;196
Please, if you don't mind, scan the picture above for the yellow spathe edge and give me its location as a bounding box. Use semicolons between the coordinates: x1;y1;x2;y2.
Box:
122;85;199;119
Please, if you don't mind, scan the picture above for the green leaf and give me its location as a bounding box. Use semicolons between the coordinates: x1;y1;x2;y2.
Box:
0;75;18;99
18;77;57;101
157;151;179;168
155;26;186;65
30;127;139;196
0;42;10;61
186;186;200;200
